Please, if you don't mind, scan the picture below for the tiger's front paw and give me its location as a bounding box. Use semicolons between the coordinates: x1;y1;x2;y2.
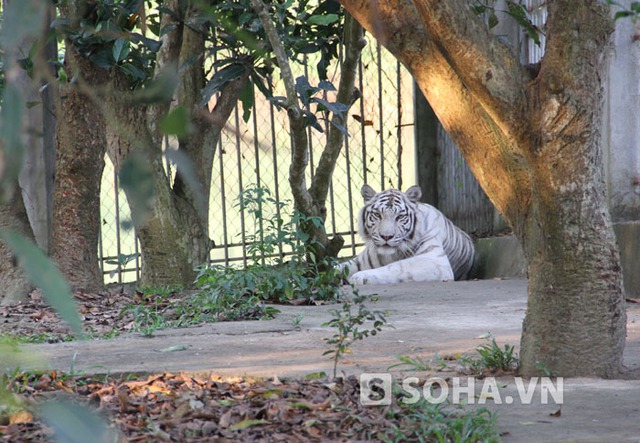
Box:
349;270;394;285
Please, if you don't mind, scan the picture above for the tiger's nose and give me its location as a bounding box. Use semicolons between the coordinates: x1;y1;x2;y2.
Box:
380;233;394;241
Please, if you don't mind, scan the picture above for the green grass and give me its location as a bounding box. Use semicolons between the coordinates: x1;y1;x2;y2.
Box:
382;397;501;442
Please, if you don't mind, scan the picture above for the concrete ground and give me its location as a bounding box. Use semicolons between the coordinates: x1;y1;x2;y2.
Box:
18;279;640;442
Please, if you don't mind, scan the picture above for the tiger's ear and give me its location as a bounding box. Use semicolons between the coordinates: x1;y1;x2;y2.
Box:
405;185;422;202
361;184;377;202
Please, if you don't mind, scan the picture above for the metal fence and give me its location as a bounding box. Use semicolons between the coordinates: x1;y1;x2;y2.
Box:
98;37;417;283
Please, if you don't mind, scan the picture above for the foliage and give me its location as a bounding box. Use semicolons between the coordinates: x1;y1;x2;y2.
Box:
470;0;542;46
605;0;640;21
322;291;390;379
384;397;500;443
476;338;519;372
119;186;344;336
54;0;161;87
120;284;279;337
268;75;349;136
104;252;140;279
195;0;346;122
460;336;519;373
196;185;344;305
388;354;448;372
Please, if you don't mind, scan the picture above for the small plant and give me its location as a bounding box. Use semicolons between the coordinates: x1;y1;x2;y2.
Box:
195;186;344;307
127;304;166;337
104;252;140;279
292;314;304;327
384;397;501;442
473;337;519;373
535;361;555;377
388;354;448;372
323;291;391;379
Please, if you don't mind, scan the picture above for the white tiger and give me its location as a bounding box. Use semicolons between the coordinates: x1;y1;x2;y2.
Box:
336;185;476;285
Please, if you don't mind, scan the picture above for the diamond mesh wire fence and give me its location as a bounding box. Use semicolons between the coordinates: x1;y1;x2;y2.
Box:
98;36;417;283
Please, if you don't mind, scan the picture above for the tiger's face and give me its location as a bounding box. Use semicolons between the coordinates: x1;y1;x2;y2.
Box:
359;185;422;255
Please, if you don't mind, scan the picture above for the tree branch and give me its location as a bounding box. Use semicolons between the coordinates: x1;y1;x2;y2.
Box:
412;0;530;139
309;13;366;206
250;0;313;214
338;0;532;232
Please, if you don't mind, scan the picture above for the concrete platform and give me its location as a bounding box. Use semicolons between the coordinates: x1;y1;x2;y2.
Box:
16;279;640;442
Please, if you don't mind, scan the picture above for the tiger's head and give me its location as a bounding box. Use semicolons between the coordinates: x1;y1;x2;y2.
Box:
358;184;422;255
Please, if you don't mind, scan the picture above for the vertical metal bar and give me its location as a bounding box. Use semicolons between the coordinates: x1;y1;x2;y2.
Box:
218;135;229;266
113;167;122;284
268;80;283;259
303;55;315;180
135;233;140;281
377;43;385;188
98;191;105;278
251;82;265;265
358;55;367;185
344;133;356;256
234;106;247;267
396;60;403;190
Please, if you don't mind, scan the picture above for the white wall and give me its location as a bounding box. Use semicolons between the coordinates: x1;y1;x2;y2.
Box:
604;5;640;222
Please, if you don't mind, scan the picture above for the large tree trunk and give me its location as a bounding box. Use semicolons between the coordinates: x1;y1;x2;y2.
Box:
339;0;626;377
49;51;107;292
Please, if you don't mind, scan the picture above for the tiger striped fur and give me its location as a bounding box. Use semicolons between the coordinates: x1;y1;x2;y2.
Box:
336;185;476;285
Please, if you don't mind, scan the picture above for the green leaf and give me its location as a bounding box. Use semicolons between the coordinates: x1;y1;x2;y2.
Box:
160;106;192;137
307;13;339;26
0;84;25;189
506;1;540;45
488;10;499;29
40;400;115;443
0;0;46;50
614;10;635;20
132;66;179;104
239;80;254;123
0;230;83;337
165;149;207;218
199;63;247;107
229;419;270;431
118;150;155;227
112;38;131;63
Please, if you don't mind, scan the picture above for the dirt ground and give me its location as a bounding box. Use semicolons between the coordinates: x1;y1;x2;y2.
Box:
3;279;640;442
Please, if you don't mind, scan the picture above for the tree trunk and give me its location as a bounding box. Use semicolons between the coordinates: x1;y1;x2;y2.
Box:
0;191;35;305
103;3;248;287
50;52;107;292
517;1;626;376
339;0;626;377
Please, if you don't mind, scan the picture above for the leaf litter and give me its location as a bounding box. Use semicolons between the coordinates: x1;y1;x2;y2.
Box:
1;371;403;442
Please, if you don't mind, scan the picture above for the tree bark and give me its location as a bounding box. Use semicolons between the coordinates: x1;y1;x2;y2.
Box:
50;51;107;292
103;2;249;287
0;191;35;305
339;0;626;376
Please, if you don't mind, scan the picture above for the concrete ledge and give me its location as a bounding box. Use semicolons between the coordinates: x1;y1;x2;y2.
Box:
474;236;527;280
614;222;640;297
474;221;640;296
